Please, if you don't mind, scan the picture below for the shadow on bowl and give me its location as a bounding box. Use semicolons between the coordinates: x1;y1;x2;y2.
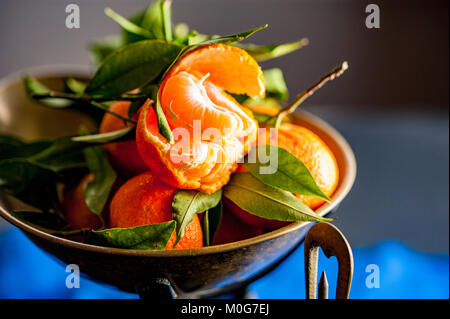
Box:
0;67;356;298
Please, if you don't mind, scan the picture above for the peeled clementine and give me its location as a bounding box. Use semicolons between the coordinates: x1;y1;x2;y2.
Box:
136;44;263;194
109;171;203;250
228;121;339;229
162;44;265;98
99;101;149;177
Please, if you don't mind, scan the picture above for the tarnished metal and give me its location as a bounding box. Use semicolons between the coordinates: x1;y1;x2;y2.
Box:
318;271;329;299
305;222;353;299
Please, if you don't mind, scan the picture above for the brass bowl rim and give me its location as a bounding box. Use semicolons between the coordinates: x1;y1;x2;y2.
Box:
0;66;357;258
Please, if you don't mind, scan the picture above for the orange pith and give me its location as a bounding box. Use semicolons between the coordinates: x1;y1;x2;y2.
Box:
99;101;149;177
136;44;264;194
109;171;203;250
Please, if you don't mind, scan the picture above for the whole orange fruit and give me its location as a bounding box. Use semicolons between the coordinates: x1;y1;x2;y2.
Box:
99;101;149;178
109;171;203;250
62;174;104;230
227;122;339;229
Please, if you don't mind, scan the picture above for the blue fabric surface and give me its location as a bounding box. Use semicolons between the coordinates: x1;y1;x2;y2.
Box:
0;227;448;299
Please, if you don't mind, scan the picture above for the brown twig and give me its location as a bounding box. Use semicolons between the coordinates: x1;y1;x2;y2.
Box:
266;61;349;128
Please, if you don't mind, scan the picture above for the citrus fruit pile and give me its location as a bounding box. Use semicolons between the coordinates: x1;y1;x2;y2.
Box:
1;0;347;251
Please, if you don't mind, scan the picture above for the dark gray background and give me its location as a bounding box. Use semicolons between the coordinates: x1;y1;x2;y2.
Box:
0;0;448;252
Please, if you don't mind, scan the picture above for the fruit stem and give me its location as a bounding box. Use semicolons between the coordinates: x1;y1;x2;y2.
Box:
268;61;349;128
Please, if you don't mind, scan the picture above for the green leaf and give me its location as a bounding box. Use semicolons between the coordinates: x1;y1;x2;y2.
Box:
252;111;273;126
173;23;190;44
0;129;130;177
0;135;51;161
202;201;223;246
85;221;176;250
83;146;116;224
105;7;154;39
117;0;174;44
243;97;281;108
172;189;222;247
29;138;88;172
263;68;289;101
85;40;183;96
64;77;87;94
238;38;308;61
121;1;166;44
140;1;165;39
0;135;86;173
12;210;66;230
161;0;173;41
88;36;123;66
71;127;134;144
134;84;172;143
0;159;58;210
187;32;217;46
223;173;332;223
4;131;131;174
33;149;86;172
202;211;210;246
154;91;174;143
244;145;330;202
196;24;268;46
127;99;146;119
23;75;72;108
127;84;157;119
126;84;157;119
231;67;289;104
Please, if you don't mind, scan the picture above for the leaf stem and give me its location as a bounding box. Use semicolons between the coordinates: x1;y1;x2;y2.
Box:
104;7;154;38
31;91;146;102
90;101;137;124
267;61;349;128
31;91;139;124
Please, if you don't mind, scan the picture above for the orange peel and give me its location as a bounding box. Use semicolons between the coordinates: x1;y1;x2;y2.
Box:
136;44;264;193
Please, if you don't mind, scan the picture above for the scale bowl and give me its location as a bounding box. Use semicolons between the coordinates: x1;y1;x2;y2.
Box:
0;66;356;298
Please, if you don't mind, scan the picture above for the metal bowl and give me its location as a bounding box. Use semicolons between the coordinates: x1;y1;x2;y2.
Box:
0;67;356;298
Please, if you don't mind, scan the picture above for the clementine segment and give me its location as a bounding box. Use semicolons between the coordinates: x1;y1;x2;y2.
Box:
109;171;203;250
136;44;263;194
99;101;149;177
